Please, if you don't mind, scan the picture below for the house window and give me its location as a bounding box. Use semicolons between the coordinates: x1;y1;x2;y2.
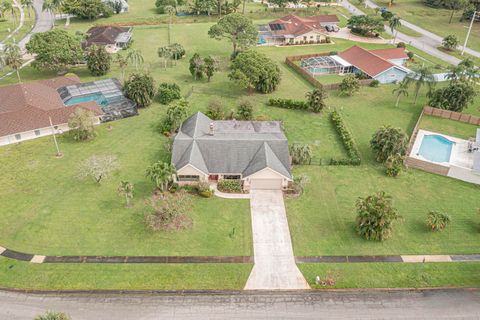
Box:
310;35;314;39
34;130;41;136
177;175;199;181
15;134;21;140
303;36;307;41
223;175;241;180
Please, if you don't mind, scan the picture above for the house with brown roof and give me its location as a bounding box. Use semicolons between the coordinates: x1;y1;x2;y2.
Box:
84;26;132;52
0;76;104;146
258;14;339;46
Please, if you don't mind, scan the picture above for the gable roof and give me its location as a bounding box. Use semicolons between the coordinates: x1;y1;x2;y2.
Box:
338;45;406;77
85;26;131;46
369;48;409;60
268;14;338;37
172;112;292;179
0;76;104;136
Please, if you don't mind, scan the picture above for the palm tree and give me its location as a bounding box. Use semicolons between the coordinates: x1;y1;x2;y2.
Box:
389;15;401;44
1;43;23;83
157;45;171;69
118;180;134;207
146;161;176;192
164;5;175;45
126;48;144;71
42;0;56;26
405;65;435;105
3;0;16;28
392;80;409;107
21;0;33;18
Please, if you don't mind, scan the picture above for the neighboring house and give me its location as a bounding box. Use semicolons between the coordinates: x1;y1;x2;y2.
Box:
172;112;293;191
258;14;339;46
338;46;410;83
301;46;410;84
84;26;132;52
0;76;103;146
102;0;129;13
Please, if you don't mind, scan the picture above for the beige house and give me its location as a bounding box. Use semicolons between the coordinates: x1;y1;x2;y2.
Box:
171;112;293;191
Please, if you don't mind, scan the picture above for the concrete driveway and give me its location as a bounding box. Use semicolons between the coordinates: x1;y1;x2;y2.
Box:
244;190;309;290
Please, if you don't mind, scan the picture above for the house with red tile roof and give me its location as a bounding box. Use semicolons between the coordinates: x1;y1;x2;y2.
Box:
258;14;338;46
0;76;104;146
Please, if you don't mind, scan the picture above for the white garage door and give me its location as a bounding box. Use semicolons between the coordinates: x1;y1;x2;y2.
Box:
250;179;282;190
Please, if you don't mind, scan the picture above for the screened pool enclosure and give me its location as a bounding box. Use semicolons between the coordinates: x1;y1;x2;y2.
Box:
300;55;354;76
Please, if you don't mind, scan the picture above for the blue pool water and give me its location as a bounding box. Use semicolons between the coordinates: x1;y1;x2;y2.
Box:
418;134;455;163
64;93;108;107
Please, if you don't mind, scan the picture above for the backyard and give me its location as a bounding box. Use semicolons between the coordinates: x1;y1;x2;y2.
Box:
0;19;479;290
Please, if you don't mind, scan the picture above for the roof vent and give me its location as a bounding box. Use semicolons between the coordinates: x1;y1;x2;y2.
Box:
209;123;214;135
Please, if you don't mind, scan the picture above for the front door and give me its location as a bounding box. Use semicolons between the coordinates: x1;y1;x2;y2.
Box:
209;175;219;181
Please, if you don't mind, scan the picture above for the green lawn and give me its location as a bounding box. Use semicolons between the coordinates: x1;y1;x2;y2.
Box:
371;0;480;52
315;74;345;84
419;115;479;140
299;262;480;288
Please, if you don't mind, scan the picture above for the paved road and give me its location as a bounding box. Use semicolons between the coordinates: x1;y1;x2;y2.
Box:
245;190;309;290
1;289;480;319
18;0;53;52
340;0;463;65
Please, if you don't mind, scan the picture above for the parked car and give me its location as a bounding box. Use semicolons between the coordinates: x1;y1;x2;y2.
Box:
325;25;339;32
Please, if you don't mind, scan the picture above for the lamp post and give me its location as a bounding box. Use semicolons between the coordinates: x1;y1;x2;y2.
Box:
49;116;62;157
461;11;477;56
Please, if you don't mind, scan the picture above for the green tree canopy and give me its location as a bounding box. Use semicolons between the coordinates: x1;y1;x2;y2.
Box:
428;81;477;112
124;73;156;108
208;13;258;57
85;45;112;76
370;126;409;164
347;15;384;36
62;0;112;19
26;29;83;71
229;50;281;94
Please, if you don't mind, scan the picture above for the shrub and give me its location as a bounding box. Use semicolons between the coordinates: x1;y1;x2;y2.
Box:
159;99;189;133
442;34;459;51
236;99;254;120
290;143;313;165
145;190;193;231
206;99;225;120
124;73;156;108
369;79;380;87
370;126;409;164
68;107;97;141
197;180;214;197
407;51;415;60
34;311;71;320
339;75;360;96
291;173;310;195
218;179;242;193
426;211;451;231
356;191;401;241
396;42;406;48
157;82;181;104
268;98;309;111
329;51;338;55
330;111;361;165
306;87;328;113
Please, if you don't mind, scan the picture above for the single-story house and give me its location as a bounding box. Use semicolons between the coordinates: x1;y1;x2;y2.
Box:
172;112;293;191
83;26;132;52
0;76;103;146
258;14;339;46
102;0;129;13
337;46;410;83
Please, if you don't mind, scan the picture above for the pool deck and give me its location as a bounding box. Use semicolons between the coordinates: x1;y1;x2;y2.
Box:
409;129;480;185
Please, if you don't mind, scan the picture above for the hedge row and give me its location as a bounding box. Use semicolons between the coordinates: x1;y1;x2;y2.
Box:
330;111;361;166
268;98;309;111
217;179;242;193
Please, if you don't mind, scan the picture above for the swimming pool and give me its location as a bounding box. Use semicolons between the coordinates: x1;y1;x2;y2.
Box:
418;134;455;163
64;93;109;107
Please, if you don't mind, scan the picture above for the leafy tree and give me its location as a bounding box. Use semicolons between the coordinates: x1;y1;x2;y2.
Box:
189;53;205;80
77;154;119;183
145;190;192;231
206;98;225;120
157;82;181;104
204;55;219;82
270;0;288;11
392;80;409;107
442;34;459;50
126;48;144;71
124;73;156;108
169;43;185;60
236;99;253;120
339;75;360;96
68;108;97;141
229;50;281;94
347;15;384;36
381;10;394;21
370;126;408;164
389;15;401;44
1;43;23;83
118;180;134;207
289;143;313;165
61;0;112;19
444;0;469;23
26;29;83;71
190;0;216;15
208;13;258;57
155;0;177;13
158;45;172;69
426;211;451;231
405;65;435;104
356;191;401;241
160;99;189;132
85;45;111;76
34;311;71;320
146;161;176;191
428;81;477;112
306;87;327;113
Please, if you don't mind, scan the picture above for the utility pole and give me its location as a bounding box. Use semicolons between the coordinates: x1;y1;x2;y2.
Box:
462;11;477;56
49;116;62;157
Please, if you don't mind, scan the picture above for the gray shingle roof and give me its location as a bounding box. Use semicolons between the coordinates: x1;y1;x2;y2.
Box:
172;112;292;179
